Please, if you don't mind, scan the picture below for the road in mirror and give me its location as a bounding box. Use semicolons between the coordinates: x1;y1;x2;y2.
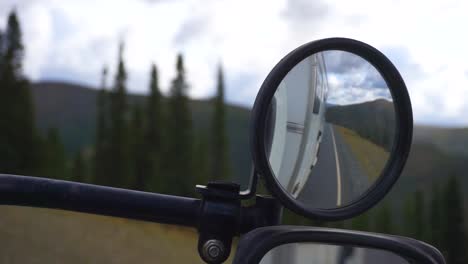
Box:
267;50;395;209
260;243;408;264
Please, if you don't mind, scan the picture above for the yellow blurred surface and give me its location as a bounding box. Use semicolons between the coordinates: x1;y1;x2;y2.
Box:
0;205;207;263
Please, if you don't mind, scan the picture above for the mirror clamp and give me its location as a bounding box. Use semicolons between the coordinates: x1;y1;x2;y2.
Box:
196;182;282;263
197;181;241;263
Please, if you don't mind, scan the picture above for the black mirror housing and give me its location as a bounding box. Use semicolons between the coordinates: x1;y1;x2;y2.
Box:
250;37;413;220
233;226;445;264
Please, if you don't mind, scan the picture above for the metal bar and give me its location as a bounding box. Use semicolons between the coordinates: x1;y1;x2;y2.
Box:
0;174;201;228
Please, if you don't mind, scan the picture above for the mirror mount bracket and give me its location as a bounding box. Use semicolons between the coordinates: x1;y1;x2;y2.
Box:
196;182;241;263
196;182;282;263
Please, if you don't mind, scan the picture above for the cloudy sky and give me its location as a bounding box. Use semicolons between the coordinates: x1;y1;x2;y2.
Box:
0;0;467;126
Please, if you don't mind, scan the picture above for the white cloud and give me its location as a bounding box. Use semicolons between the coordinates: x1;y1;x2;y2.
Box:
0;0;467;126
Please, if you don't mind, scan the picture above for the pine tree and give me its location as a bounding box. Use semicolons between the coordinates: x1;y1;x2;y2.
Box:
144;63;163;192
109;43;131;188
413;191;426;240
193;132;210;187
351;212;370;231
0;10;38;175
72;150;87;183
403;194;415;236
94;66;110;185
130;105;145;190
403;191;425;240
0;30;4;74
374;203;393;234
429;184;443;249
4;10;23;76
146;64;163;155
442;176;466;264
166;54;194;196
211;64;230;182
39;128;68;179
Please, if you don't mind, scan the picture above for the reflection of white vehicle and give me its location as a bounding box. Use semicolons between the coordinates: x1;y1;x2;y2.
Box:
269;53;329;198
260;243;405;264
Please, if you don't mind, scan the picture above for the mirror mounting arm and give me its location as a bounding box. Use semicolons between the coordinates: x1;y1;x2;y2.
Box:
0;173;283;264
196;182;282;263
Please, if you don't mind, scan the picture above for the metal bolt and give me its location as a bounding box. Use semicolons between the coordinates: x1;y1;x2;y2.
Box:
202;239;226;263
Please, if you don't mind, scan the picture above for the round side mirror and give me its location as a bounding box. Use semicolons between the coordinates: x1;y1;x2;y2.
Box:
250;38;413;220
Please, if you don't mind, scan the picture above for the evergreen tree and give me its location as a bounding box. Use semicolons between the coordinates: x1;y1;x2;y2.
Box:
429;184;443;249
39;128;68;179
94;66;110;185
144;63;163;192
403;191;425;240
72;150;87;183
146;64;163;155
0;30;4;74
403;194;415;236
211;64;230;182
0;10;38;175
413;191;426;240
166;54;194;196
374;203;393;234
109;43;131;188
4;10;23;76
442;176;466;264
130;105;145;190
350;212;370;231
193;132;210;187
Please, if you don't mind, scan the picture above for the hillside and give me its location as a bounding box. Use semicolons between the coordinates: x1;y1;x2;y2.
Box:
413;125;468;156
326;99;395;151
30;81;252;188
30;82;468;201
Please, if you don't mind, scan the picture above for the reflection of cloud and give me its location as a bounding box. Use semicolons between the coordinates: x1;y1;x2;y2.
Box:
324;50;367;74
327;84;392;105
323;50;390;105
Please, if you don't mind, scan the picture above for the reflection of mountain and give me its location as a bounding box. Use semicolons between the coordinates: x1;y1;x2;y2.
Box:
31;81;251;186
325;99;395;151
325;99;468;205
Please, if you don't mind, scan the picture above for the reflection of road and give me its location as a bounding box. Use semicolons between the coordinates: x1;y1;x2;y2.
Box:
297;123;371;208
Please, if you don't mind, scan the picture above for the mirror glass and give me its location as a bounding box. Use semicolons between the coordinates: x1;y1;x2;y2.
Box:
266;50;395;209
260;242;408;264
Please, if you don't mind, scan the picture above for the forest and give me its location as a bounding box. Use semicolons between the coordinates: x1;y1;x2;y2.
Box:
0;10;231;198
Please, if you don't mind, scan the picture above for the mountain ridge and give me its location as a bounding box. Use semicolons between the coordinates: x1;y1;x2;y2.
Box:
30;81;468;197
30;81;252;187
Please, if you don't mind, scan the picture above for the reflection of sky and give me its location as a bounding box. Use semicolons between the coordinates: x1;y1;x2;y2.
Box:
323;51;392;105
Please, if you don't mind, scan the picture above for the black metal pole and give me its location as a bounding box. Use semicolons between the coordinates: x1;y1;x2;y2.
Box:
0;174;201;227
